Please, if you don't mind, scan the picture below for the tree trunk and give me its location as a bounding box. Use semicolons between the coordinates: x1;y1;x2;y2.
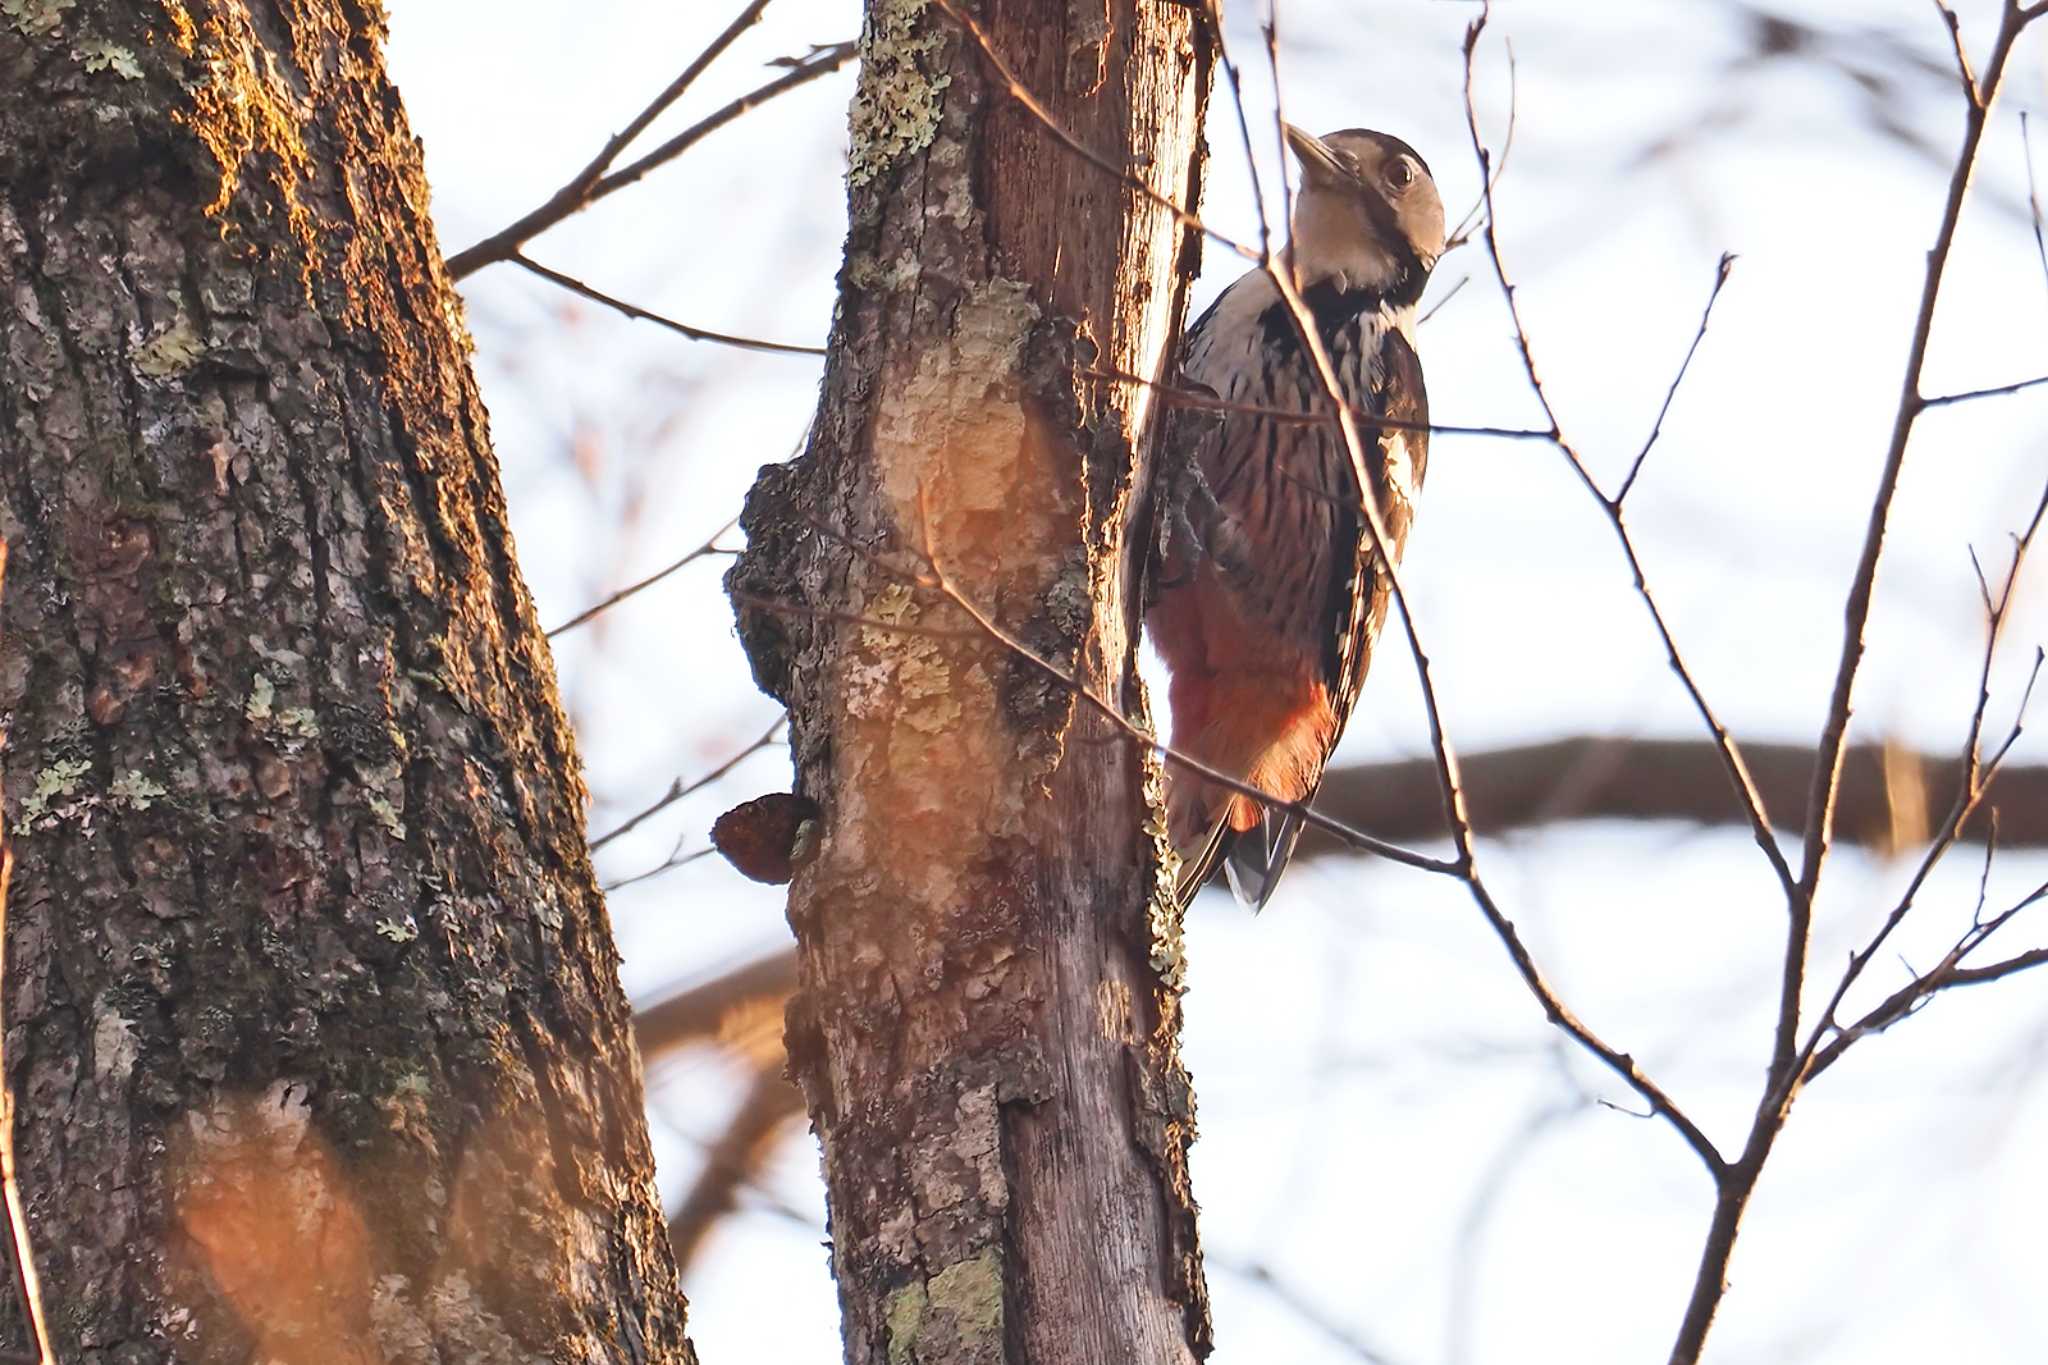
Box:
0;3;691;1360
727;0;1211;1361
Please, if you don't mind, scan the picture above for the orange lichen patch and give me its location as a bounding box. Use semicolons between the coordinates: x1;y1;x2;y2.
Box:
157;0;195;55
172;1089;382;1365
176;6;320;294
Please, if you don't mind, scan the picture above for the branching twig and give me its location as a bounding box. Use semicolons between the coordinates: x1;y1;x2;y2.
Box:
447;39;857;279
1655;3;2046;1357
1192;2;1728;1177
1461;23;1795;907
548;515;742;639
906;496;1457;877
1791;0;2036;1080
666;1064;806;1274
1918;372;2048;407
589;716;787;854
1616;253;1736;504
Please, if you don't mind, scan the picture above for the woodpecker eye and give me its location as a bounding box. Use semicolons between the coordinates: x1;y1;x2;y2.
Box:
1385;157;1419;191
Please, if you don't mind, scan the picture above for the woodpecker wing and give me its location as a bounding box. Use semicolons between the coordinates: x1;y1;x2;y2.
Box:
1157;272;1430;911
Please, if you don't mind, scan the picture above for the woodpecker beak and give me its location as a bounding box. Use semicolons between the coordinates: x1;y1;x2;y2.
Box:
1284;123;1350;187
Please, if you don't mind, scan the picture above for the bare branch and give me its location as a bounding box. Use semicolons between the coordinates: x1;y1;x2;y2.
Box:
589;716;787;854
1919;371;2048;407
604;844;718;894
548;516;742;639
666;1064;805;1274
1190;8;1729;1176
1616;252;1736;505
512;254;826;358
1416;273;1469;327
1210;1258;1408;1365
1795;0;2033;980
908;500;1459;877
636;951;800;1059
1308;737;2048;854
446;40;857;279
1459;18;1798;906
2023;111;2048;294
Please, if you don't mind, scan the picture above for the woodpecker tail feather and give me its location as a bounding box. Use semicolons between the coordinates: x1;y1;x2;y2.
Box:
1172;813;1233;911
1223;807;1308;914
1169;786;1311;914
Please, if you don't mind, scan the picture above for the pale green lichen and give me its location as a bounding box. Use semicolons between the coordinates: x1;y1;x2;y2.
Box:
885;1251;1004;1364
848;248;925;294
134;316;204;377
2;0;72;38
79;40;141;78
11;757;92;833
111;770;169;810
1140;743;1188;993
277;706;319;744
846;0;951;187
375;916;418;943
885;1280;927;1365
927;1251;1003;1340
244;672;275;723
367;795;405;840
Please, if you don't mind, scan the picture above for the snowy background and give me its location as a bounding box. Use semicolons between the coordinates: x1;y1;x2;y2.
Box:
383;2;2048;1361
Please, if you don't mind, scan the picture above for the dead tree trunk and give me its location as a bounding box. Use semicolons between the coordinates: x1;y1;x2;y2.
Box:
0;3;691;1359
727;0;1212;1360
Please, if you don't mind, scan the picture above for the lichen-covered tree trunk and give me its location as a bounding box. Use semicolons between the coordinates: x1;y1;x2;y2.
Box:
0;3;692;1360
727;0;1211;1360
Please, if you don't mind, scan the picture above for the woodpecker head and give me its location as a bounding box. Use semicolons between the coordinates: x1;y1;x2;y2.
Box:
1283;125;1444;308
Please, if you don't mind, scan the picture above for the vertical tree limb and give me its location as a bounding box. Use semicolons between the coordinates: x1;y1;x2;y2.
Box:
0;3;691;1357
725;0;1213;1358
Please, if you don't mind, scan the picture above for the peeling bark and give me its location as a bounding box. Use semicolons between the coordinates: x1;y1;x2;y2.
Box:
0;2;691;1360
727;1;1212;1361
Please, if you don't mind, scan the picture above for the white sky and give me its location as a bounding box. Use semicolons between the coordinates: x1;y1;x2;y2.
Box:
384;2;2048;1361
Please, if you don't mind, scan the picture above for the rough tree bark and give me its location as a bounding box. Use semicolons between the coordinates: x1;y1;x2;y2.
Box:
0;2;691;1360
726;0;1212;1360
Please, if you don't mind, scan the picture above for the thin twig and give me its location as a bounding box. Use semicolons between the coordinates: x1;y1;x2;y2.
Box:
574;1;772;207
604;844;718;894
512;253;826;357
666;1064;806;1274
589;716;787;854
1792;0;2034;1076
446;40;857;279
2023;111;2048;294
1615;253;1736;504
1196;6;1727;1176
1443;38;1517;254
1211;1258;1408;1365
909;501;1458;876
1077;362;1551;439
1662;4;2045;1358
548;516;741;639
1460;18;1797;905
1918;372;2048;407
1416;273;1469;328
